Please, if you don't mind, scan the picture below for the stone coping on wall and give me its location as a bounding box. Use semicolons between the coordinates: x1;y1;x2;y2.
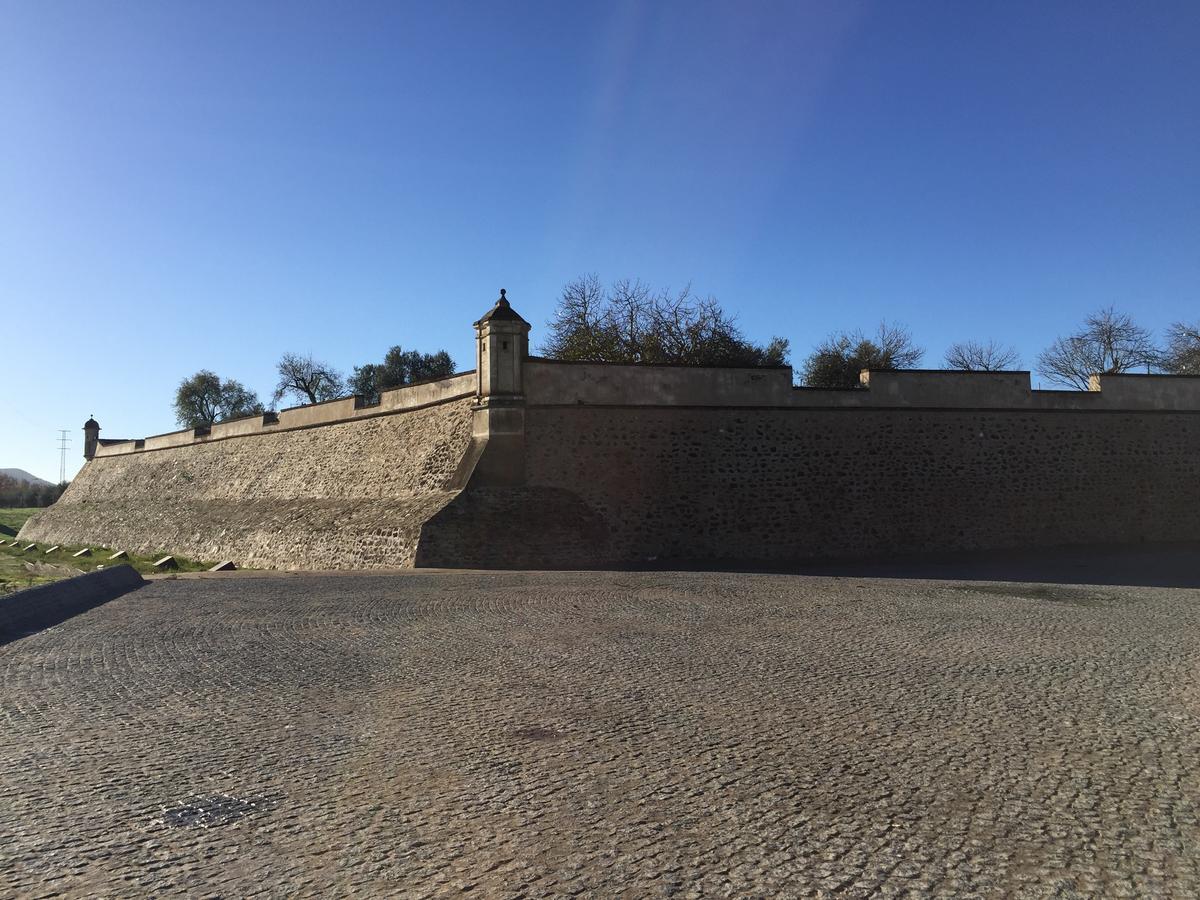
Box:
95;372;477;458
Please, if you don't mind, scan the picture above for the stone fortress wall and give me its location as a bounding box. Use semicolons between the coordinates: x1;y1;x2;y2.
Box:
21;293;1200;569
22;383;477;569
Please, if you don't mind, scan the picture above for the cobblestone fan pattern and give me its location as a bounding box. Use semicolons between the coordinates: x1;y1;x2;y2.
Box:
2;572;1198;897
20;399;474;568
522;407;1200;564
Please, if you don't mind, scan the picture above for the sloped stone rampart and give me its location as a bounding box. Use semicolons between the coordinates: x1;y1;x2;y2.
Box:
69;399;474;502
21;399;475;569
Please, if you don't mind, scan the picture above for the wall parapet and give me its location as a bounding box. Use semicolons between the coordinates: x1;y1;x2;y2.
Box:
94;371;476;458
525;359;797;406
524;360;1200;411
88;360;1200;461
86;288;1200;462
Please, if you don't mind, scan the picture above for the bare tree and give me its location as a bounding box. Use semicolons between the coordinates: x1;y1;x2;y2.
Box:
272;352;345;407
801;322;923;388
541;275;788;367
541;274;618;361
1164;321;1200;375
1036;307;1160;390
608;278;653;357
944;339;1021;371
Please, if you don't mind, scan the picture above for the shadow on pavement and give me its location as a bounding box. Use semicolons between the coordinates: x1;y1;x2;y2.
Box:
651;542;1200;589
0;565;146;646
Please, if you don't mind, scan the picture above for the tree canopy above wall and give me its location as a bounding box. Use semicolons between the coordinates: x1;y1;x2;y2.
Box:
541;275;789;369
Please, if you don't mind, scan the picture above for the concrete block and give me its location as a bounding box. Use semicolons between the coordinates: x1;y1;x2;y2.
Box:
45;546;61;554
208;561;237;571
153;556;177;570
73;548;92;558
108;550;128;561
23;544;36;552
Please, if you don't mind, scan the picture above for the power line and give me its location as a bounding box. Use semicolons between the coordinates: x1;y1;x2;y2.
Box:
57;430;71;485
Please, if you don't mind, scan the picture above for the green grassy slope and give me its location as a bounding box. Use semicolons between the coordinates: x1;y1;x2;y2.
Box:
0;509;214;593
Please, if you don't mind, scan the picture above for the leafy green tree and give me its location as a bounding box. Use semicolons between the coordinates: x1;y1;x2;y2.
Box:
173;370;265;428
0;474;65;508
801;322;923;388
542;275;789;368
18;483;37;507
0;473;20;507
34;482;66;507
349;346;456;404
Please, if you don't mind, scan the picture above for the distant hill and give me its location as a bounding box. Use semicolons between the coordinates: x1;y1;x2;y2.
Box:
0;468;53;487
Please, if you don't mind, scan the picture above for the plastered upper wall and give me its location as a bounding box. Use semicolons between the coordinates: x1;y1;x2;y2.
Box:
524;359;797;406
1083;373;1200;409
525;360;1200;411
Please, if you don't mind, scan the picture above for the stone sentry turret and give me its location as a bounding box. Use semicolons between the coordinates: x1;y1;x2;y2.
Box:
83;417;100;460
467;289;531;486
474;288;530;399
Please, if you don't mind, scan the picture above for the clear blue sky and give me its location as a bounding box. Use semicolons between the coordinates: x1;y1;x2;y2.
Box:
2;1;1197;482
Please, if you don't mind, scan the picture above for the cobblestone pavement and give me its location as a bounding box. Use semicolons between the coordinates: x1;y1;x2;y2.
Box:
2;571;1199;898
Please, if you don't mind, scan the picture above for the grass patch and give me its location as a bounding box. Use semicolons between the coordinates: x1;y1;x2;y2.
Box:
0;521;214;594
0;507;40;536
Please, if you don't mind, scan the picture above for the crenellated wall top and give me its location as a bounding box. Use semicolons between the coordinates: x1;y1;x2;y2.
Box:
523;359;1200;411
85;291;1200;460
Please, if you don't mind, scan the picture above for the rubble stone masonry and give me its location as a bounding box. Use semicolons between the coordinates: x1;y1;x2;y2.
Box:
21;399;474;569
516;405;1200;565
20;294;1200;569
